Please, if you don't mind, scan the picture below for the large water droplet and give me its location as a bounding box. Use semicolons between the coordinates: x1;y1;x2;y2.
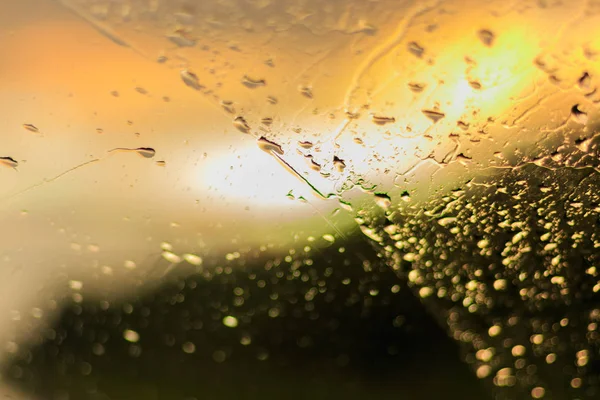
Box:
0;157;18;169
571;104;588;124
257;136;284;155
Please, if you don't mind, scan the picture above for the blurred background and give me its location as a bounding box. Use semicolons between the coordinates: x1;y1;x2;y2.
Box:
1;0;600;398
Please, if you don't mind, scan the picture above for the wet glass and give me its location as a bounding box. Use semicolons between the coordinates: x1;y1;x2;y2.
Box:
1;0;600;399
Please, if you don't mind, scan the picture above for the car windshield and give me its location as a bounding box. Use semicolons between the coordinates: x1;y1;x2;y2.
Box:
1;1;600;399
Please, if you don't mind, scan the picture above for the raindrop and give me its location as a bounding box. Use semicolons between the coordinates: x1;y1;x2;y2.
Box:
155;160;166;167
322;234;335;243
579;72;592;89
305;156;321;171
167;28;196;47
257;136;284;155
299;85;313;99
531;387;545;399
298;141;313;149
242;75;266;88
407;41;425;58
182;342;196;354
408;82;426;92
109;147;156;158
267;96;278;104
123;329;140;343
422;109;446;123
0;157;18;169
478;29;495;46
162;251;182;263
571;104;588;124
261;117;273;126
213;350;226;362
371;115;396;125
222;316;238;328
135;87;148;95
22;124;39;133
233;116;251;133
183;253;202;266
333;156;346;172
221;100;235;114
181;69;203;90
374;193;391;209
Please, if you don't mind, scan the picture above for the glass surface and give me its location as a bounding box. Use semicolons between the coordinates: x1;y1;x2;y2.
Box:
1;0;600;399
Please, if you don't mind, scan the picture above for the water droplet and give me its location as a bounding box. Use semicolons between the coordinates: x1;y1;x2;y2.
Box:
0;157;18;169
222;316;238;328
167;28;196;47
183;253;202;266
180;69;203;90
299;85;313;98
135;87;148;95
305;155;321;171
408;82;426;92
469;80;482;89
261;117;273;126
456;153;472;165
242;75;266;88
371;115;396;125
579;72;592;89
531;387;545;399
333;156;346;172
478;29;495;46
374;193;391;209
298;141;313;149
257;136;284;155
182;342;196;354
213;350;226;362
109;147;156;158
322;234;335;243
155;160;166;167
233;116;251;133
221;100;235;114
22;124;39;133
123;329;140;343
240;335;252;345
422;109;446;123
267;96;278;104
571;104;588;124
162;251;182;263
407;41;425;57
